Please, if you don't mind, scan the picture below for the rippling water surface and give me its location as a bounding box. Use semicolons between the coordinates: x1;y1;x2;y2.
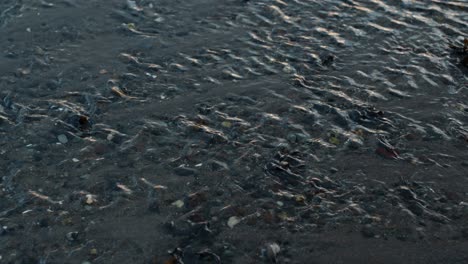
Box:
1;0;468;263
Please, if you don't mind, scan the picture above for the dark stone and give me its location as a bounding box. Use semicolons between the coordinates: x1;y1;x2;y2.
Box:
38;218;49;228
0;226;6;236
66;231;79;242
321;54;335;66
461;227;468;239
174;166;198;176
147;199;160;213
361;224;376;238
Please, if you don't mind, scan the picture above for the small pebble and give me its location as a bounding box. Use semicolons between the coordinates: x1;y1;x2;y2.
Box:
85;194;96;205
172;200;184;208
266;242;281;261
286;133;297;143
66;231;79;241
174;166;198;176
345;138;363;149
361;224;376;238
57;134;68;144
0;226;6;236
227;216;241;228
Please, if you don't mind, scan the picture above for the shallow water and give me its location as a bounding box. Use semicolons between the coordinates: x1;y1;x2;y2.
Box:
1;0;468;263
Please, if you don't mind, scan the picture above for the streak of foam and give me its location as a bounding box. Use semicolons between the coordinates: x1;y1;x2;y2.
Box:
315;27;346;45
268;5;294;24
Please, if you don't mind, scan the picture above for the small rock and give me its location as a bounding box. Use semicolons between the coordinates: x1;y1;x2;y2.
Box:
223;249;235;258
461;227;468;239
286;133;297;143
147;198;160;213
416;227;426;239
345;138;363;149
0;226;6;236
37;218;49;228
321;54;335;66
174;166;198;176
85;194;97;205
295;133;308;143
227;216;241;228
329;135;340;145
90;248;98;256
57;134;68;144
221;121;232;128
361;224;377;238
454;202;468;218
265;242;281;262
126;0;143;11
172;200;184;208
187;189;208;207
66;231;79;241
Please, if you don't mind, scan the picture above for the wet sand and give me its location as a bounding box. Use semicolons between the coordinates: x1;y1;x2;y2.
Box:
1;0;468;263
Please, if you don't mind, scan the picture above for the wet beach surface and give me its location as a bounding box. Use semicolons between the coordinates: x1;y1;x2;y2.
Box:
1;0;468;263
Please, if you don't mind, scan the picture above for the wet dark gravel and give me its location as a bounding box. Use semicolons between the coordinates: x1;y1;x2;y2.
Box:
1;0;468;263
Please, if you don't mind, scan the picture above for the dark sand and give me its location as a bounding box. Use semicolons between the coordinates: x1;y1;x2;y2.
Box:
1;0;468;263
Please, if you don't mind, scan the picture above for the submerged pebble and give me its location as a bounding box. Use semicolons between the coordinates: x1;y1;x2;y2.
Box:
265;242;281;262
174;166;198;176
57;134;68;144
227;216;241;228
